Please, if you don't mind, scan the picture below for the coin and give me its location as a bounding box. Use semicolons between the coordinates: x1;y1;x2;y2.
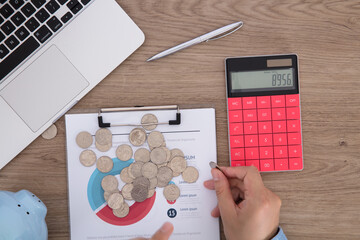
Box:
101;175;119;192
133;176;150;189
120;167;134;184
96;156;113;173
173;171;181;177
163;184;180;201
161;147;171;162
149;177;157;189
113;202;130;218
157;163;168;168
141;162;158;179
182;166;199;183
95;141;112;152
76;131;93;149
170;148;184;159
147;189;155;198
131;184;149;202
95;128;112;145
79;150;96;167
129;128;147;146
169;156;187;173
42;124;58;140
121;184;133;200
104;190;118;202
116;144;133;161
129;162;143;178
134;148;150;163
107;192;124;209
147;131;164;148
150;148;167;165
141;114;158;131
157;166;173;188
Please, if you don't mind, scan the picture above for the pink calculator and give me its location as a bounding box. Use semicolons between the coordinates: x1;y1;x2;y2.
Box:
225;54;303;172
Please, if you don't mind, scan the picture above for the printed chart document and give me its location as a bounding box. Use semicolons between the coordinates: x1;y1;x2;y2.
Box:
65;108;220;240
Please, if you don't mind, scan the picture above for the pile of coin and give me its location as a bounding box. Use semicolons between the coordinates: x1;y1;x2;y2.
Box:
76;113;199;218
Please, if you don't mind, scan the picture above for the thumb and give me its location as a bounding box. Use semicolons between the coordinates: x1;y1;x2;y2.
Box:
211;169;236;220
150;222;174;240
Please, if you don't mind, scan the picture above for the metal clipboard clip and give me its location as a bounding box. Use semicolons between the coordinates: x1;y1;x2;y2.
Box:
98;105;181;128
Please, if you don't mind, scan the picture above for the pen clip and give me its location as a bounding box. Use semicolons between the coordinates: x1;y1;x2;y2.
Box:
205;24;243;42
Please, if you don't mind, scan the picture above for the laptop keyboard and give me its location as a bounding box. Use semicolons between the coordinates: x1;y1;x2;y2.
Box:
0;0;93;81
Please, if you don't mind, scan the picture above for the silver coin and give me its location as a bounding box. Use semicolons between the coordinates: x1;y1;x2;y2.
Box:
96;156;113;173
170;148;184;159
169;156;187;173
79;150;96;167
113;202;130;218
104;189;118;202
150;148;167;165
157;166;173;188
141;114;158;131
42;124;58;140
147;131;164;148
147;189;155;198
76;131;93;149
121;183;133;200
116;144;133;161
182;166;199;183
107;192;124;209
101;175;119;192
141;162;158;179
163;184;180;201
131;184;149;202
95;128;112;145
120;167;134;184
129;162;143;178
133;176;150;189
149;177;157;189
129;128;147;146
134;148;150;163
95;141;112;152
173;171;181;177
161;147;171;162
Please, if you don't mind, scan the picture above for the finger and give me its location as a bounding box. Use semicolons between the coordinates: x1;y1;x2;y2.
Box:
150;222;174;240
211;169;236;220
203;179;215;190
229;178;245;192
223;166;263;189
211;205;220;218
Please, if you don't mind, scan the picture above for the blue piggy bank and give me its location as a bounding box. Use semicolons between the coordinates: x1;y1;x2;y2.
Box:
0;190;47;240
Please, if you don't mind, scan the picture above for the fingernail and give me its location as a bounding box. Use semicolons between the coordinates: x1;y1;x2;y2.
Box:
160;222;172;233
211;170;220;181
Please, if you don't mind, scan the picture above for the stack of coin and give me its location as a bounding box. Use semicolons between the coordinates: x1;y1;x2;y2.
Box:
95;128;112;152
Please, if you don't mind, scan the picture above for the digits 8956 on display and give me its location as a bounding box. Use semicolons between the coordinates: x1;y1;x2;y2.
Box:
225;54;303;172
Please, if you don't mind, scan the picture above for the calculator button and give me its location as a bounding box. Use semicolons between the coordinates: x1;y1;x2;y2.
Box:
228;98;242;110
275;158;289;171
273;121;286;133
229;123;243;135
257;109;271;121
229;110;243;123
242;97;256;109
286;94;299;107
244;122;257;134
231;161;245;167
258;121;272;134
273;133;287;146
287;120;301;132
246;160;260;171
272;108;286;120
289;145;302;157
257;96;270;109
231;148;245;161
230;136;244;148
243;110;257;122
245;147;259;159
260;159;274;171
245;135;258;147
287;107;300;119
289;158;303;170
260;147;273;159
274;146;288;158
288;132;301;145
271;95;285;108
259;134;272;146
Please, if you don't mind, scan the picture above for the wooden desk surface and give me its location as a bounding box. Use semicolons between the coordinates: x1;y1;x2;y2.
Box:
1;0;360;239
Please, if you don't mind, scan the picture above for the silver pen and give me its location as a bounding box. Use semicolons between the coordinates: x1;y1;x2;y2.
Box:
147;21;243;62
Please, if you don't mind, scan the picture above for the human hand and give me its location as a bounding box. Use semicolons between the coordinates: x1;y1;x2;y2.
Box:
131;222;173;240
204;166;281;240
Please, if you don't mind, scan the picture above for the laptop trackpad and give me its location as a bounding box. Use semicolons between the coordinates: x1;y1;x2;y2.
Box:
0;45;89;132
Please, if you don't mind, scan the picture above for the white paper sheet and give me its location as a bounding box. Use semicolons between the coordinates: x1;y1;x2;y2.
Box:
65;108;219;240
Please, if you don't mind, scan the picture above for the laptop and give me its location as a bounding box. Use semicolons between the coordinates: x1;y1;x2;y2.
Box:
0;0;145;170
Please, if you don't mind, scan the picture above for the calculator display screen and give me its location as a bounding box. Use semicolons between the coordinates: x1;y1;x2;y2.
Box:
230;68;295;92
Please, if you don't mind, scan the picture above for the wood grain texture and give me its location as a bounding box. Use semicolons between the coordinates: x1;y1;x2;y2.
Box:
1;0;360;239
